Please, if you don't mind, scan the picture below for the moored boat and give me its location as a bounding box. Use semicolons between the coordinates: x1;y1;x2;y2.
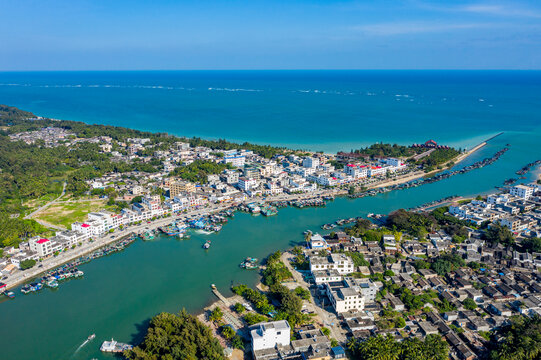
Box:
100;339;133;353
239;257;259;269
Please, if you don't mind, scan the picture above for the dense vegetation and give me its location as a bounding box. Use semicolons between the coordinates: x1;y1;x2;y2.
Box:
0;213;48;247
386;209;437;239
483;223;515;246
416;148;461;170
187;137;288;159
262;251;293;286
347;143;424;159
487;315;541;360
344;218;393;243
232;251;311;328
430;253;466;276
347;334;449;360
386;207;471;241
20;259;37;270
124;310;225;360
170;160;231;184
521;237;541;253
0;105;35;120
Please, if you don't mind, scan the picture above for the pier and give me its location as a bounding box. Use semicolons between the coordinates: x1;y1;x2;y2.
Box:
211;285;231;306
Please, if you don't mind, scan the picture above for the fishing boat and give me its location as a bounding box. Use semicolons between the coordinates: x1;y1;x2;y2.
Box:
30;282;42;292
261;206;278;216
142;230;155;241
159;222;181;236
203;240;211;249
88;334;96;341
5;291;15;299
239;257;259;269
247;203;261;214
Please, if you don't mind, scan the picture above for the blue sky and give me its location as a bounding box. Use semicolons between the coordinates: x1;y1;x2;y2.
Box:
1;0;540;70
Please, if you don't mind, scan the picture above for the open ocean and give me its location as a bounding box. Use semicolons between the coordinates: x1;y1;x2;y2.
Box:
0;70;540;152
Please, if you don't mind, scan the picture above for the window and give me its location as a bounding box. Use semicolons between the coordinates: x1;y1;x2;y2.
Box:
277;331;281;335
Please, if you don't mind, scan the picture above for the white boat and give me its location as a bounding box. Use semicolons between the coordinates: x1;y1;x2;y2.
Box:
88;334;96;341
100;338;133;353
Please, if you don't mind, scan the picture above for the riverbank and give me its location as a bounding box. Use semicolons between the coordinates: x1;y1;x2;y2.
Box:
371;134;494;190
3;134;500;292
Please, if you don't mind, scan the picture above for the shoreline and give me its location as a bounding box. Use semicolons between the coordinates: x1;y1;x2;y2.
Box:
3;133;498;292
367;134;493;191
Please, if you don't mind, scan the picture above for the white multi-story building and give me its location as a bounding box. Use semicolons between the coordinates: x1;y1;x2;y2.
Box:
310;233;327;249
487;193;510;205
310;254;354;275
121;208;146;224
302;157;319;168
238;177;258;191
353;278;380;303
380;158;407;172
164;200;182;212
264;181;283;195
510;185;534;200
29;237;62;258
72;220;103;237
324;281;365;313
174;194;205;208
368;166;387;177
313;269;342;285
345;164;368;179
88;211;126;231
221;170;239;184
251;320;290;352
309;174;337;187
223;152;246;167
56;230;88;246
142;195;162;215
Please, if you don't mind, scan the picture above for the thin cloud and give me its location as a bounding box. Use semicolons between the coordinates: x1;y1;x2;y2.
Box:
350;22;487;36
417;1;541;19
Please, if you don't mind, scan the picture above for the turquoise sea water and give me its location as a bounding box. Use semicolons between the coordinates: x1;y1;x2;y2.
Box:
0;70;540;151
0;71;540;359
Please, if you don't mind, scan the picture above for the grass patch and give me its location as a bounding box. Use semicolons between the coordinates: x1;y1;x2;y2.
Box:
36;199;108;229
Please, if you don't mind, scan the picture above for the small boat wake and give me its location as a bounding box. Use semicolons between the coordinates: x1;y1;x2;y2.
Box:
73;334;96;355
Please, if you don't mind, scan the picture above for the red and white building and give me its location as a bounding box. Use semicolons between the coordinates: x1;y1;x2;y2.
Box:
368;166;387;177
345;164;369;179
29;237;62;257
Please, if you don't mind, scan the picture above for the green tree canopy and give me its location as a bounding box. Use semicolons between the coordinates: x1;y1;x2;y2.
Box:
124;310;225;360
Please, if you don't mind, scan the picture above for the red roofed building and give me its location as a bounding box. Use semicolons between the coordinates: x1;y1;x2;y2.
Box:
368;166;387;177
412;140;450;149
344;164;368;179
29;236;62;258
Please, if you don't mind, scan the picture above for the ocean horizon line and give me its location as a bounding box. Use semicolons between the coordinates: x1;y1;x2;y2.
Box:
2;69;541;73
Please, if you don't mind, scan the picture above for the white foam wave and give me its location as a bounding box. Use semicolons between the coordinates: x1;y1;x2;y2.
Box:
207;87;263;92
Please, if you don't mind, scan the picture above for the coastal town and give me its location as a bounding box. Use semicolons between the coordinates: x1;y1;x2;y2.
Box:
0;117;540;360
0;123;494;288
187;181;541;360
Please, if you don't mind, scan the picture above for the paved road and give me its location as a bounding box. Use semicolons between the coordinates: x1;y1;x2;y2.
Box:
4;202;234;290
280;251;346;343
24;181;67;220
